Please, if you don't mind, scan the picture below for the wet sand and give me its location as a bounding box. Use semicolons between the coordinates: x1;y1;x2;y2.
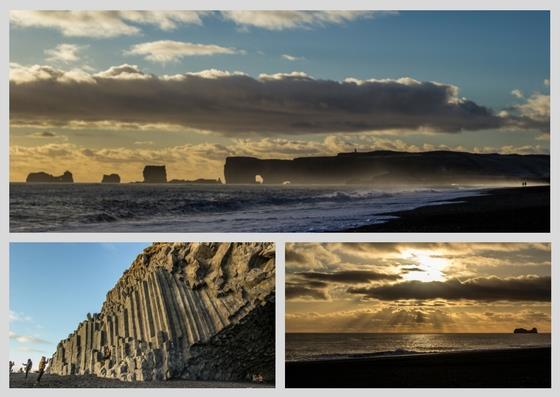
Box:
286;347;551;388
345;185;549;232
10;373;273;388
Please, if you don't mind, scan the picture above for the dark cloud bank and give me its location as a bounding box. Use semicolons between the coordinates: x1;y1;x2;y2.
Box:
348;276;551;302
10;64;548;135
297;270;400;283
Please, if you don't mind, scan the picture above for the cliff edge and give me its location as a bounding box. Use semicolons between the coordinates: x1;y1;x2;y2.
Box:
224;151;550;184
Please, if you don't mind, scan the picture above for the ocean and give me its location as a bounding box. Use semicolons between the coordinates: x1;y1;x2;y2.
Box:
10;183;484;232
285;333;552;362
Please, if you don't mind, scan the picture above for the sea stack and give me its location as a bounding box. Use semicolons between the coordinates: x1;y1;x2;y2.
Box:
143;165;167;183
46;242;275;382
514;327;538;334
26;170;74;183
101;174;121;184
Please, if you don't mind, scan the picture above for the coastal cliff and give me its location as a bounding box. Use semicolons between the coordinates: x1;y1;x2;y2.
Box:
224;151;550;184
26;171;74;183
47;242;275;382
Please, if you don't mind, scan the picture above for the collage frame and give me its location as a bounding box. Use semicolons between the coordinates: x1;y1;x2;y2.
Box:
1;0;558;394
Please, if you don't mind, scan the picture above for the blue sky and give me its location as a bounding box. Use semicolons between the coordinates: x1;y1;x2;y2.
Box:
9;11;550;182
9;243;150;369
10;11;549;107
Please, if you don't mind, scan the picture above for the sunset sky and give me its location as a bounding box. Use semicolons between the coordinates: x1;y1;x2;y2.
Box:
286;243;551;333
10;11;550;182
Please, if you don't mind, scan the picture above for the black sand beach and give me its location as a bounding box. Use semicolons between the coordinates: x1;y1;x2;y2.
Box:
10;373;273;388
286;347;551;388
345;185;549;232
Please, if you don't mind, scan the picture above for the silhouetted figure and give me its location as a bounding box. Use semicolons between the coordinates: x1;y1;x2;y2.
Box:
36;356;47;383
9;361;14;374
23;359;32;379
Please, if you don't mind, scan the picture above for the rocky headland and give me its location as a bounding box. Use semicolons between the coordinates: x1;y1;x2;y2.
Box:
224;150;550;184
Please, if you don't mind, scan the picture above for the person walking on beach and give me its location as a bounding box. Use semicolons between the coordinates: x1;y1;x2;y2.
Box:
23;359;32;379
36;356;48;383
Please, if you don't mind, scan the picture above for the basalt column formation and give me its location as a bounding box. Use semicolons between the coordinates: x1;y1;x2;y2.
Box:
47;242;275;382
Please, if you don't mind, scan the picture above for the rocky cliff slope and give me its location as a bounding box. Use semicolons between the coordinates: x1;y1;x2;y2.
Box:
47;242;275;382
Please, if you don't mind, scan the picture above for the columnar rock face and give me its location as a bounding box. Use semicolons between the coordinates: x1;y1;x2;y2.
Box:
47;242;275;382
26;170;74;183
224;151;550;184
143;165;167;183
101;174;121;183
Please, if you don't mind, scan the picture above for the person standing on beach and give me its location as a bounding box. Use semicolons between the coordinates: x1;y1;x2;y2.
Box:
23;359;32;379
36;356;48;383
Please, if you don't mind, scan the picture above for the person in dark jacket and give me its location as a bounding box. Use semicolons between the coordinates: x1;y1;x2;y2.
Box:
23;359;32;379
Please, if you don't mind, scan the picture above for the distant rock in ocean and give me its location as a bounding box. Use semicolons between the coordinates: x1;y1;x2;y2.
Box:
101;174;121;184
143;165;167;183
47;242;275;383
514;327;538;334
26;170;74;183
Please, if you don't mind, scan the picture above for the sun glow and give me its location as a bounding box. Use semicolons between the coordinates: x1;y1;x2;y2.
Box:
402;250;448;282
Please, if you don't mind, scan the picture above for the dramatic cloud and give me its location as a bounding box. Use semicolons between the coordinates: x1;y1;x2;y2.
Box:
514;93;550;123
125;40;242;63
286;243;551;333
297;270;400;283
10;11;206;38
10;11;388;37
221;11;382;30
286;283;330;301
348;276;551;302
11;64;546;135
45;43;87;63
